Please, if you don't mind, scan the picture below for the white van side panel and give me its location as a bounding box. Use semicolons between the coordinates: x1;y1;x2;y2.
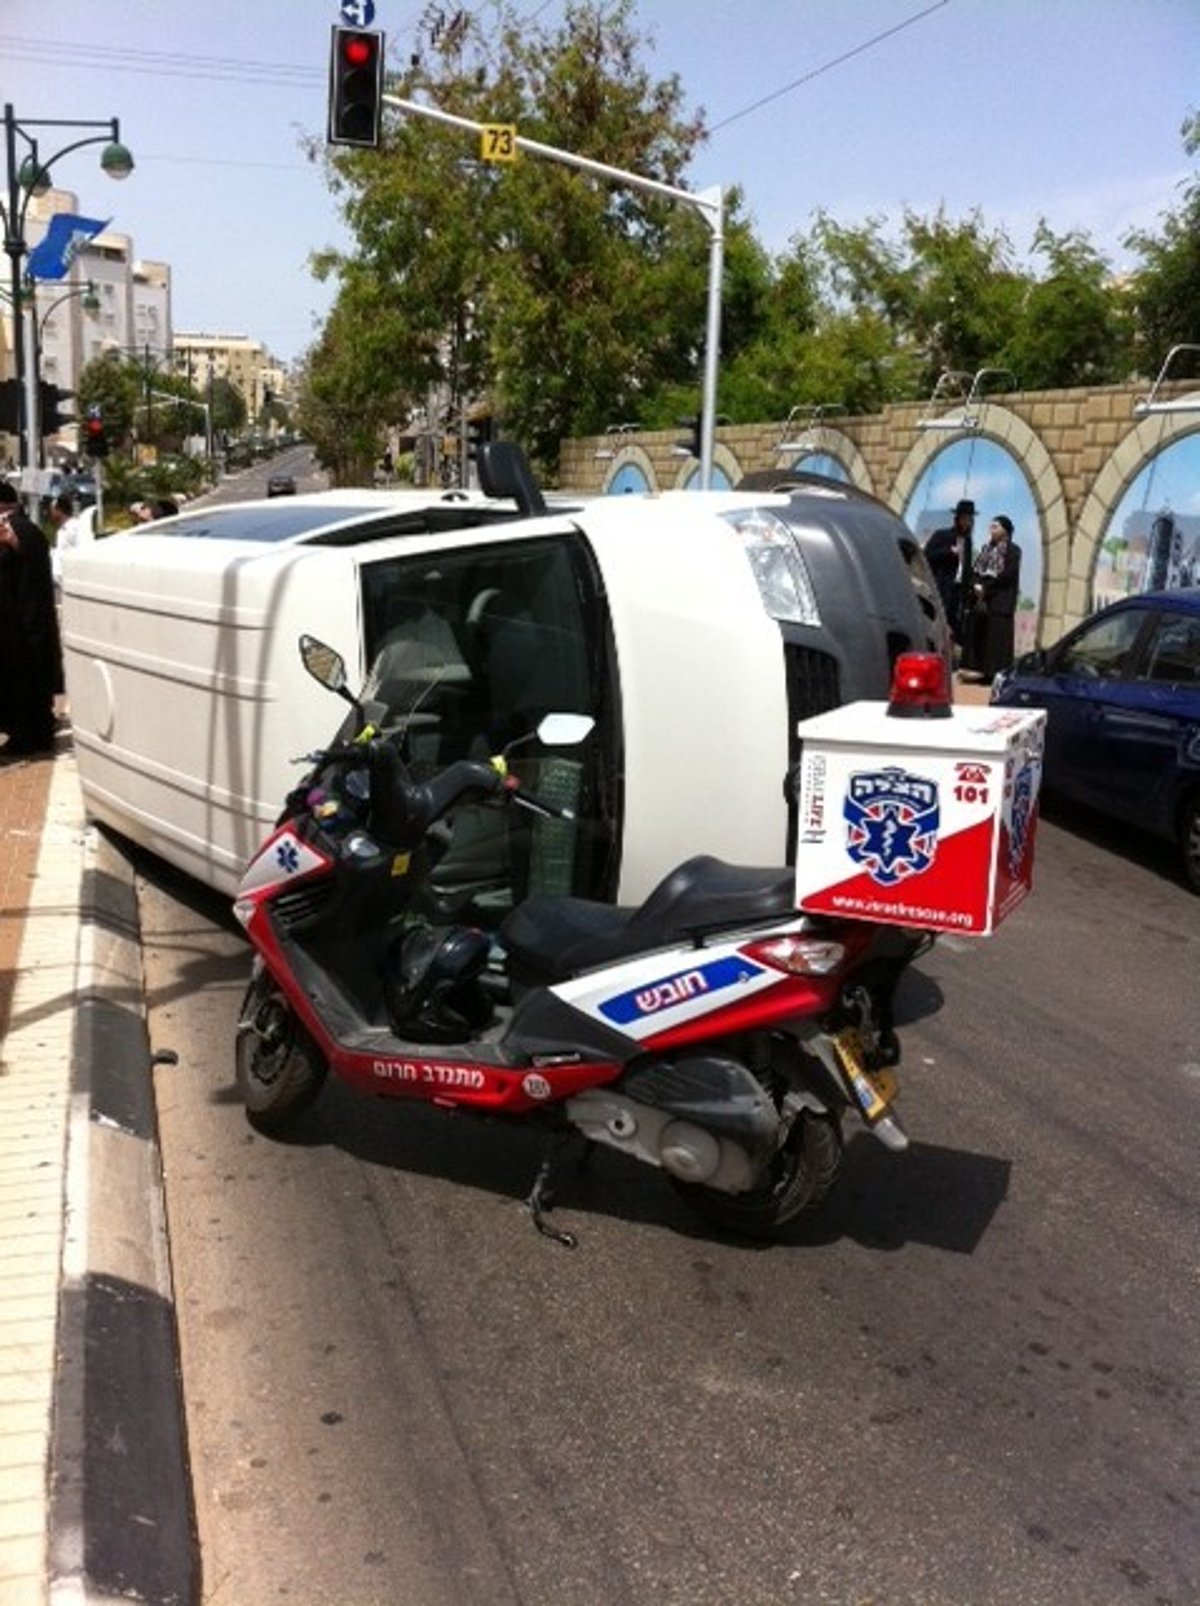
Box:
63;539;363;893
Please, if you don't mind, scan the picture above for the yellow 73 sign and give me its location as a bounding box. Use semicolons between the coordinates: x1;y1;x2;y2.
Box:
480;124;518;163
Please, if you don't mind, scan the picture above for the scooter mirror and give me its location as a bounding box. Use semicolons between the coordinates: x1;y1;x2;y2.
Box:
537;713;595;748
299;634;348;694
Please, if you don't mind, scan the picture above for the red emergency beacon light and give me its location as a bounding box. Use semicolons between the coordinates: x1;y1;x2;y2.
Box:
887;651;952;718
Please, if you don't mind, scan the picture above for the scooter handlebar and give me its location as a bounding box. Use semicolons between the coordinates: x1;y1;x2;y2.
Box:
301;738;570;842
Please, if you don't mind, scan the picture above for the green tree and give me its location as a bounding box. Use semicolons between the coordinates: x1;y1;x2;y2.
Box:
209;376;246;436
304;0;708;477
76;352;139;451
294;292;397;483
999;223;1131;389
1125;110;1200;369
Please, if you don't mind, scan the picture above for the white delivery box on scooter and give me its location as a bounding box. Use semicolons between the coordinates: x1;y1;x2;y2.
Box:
792;699;1046;936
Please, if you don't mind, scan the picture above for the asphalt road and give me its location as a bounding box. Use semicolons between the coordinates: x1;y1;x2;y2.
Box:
138;805;1199;1606
192;442;328;505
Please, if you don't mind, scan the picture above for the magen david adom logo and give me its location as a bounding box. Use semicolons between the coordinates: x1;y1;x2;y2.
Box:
844;767;940;886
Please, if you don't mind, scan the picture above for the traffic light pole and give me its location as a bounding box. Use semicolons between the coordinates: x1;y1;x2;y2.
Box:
380;92;726;489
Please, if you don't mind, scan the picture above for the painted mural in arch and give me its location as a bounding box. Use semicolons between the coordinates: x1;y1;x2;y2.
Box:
903;437;1045;657
1093;432;1200;609
679;461;733;490
604;460;651;495
787;451;850;483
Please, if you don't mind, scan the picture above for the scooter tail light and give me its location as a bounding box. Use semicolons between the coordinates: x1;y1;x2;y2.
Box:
747;935;846;976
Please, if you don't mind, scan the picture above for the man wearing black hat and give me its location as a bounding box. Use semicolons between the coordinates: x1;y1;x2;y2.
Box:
924;498;975;647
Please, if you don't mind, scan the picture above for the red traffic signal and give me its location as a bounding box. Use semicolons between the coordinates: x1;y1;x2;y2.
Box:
327;26;385;149
84;406;109;460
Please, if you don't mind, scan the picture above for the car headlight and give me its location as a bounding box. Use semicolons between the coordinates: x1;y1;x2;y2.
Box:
720;507;821;627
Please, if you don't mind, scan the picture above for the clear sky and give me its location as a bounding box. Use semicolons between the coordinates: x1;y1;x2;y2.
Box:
3;0;1196;368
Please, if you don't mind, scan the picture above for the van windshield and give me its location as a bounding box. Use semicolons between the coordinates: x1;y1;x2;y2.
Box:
159;503;393;543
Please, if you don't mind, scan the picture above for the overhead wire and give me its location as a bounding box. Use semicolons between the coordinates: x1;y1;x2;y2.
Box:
0;34;324;88
707;0;951;135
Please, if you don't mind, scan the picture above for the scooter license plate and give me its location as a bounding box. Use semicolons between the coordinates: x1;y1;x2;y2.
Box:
831;1028;898;1122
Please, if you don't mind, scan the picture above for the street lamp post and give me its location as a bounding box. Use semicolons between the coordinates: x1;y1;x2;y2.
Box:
1;101;133;486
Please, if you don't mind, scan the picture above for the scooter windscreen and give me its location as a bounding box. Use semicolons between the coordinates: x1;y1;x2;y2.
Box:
346;626;452;745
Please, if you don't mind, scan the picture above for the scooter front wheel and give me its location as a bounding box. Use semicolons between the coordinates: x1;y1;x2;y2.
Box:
670;1111;842;1240
236;969;327;1132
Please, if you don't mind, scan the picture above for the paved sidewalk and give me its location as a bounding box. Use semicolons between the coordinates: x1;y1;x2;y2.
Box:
0;737;84;1603
0;735;194;1606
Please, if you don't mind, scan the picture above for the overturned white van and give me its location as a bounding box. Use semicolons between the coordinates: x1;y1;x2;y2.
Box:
62;444;946;906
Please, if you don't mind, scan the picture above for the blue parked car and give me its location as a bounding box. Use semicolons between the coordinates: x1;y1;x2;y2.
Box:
991;590;1200;892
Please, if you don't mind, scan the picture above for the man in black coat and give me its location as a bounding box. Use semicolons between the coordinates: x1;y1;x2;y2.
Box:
0;480;63;755
923;498;975;646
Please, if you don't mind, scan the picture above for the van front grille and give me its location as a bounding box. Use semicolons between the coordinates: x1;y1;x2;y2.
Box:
784;642;842;726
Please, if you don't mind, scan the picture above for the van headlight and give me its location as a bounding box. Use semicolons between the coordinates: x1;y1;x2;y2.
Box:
720;508;821;627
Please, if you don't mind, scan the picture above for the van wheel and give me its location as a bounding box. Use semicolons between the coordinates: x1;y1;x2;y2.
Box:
670;1111;843;1240
235;971;326;1132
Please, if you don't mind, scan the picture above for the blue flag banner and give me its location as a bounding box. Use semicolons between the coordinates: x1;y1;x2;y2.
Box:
26;213;109;281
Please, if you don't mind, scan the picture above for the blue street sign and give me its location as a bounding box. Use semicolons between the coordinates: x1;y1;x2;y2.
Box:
339;0;375;24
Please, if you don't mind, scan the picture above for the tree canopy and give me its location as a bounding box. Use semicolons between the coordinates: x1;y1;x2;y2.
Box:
300;6;1197;482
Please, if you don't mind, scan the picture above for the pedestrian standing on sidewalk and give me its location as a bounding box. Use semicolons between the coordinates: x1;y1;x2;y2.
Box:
0;480;64;756
924;498;976;648
48;492;94;595
962;514;1021;682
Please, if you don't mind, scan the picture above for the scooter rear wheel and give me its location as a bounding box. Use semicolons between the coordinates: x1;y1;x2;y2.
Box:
236;969;327;1132
670;1111;842;1240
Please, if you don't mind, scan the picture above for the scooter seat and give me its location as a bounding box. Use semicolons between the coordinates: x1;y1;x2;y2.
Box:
500;855;795;984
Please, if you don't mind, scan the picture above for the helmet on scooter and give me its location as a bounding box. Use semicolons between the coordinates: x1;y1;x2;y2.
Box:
386;923;494;1043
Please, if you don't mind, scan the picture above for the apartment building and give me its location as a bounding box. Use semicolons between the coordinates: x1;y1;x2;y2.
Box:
171;332;290;416
2;187;286;464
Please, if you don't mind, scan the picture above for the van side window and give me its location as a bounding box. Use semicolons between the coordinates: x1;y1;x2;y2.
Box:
359;535;620;917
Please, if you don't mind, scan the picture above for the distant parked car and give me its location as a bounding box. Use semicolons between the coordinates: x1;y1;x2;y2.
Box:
266;472;297;497
991;590;1200;891
67;473;97;503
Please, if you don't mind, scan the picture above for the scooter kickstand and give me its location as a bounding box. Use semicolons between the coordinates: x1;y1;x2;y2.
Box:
526;1146;578;1250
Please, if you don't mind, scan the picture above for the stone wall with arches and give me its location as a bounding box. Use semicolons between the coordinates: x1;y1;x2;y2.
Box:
561;380;1200;647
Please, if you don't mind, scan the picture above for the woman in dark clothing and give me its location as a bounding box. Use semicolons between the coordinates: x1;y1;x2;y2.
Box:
962;514;1021;681
0;481;63;755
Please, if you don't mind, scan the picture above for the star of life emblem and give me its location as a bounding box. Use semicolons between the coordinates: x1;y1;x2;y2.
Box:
844;767;940;886
275;838;302;874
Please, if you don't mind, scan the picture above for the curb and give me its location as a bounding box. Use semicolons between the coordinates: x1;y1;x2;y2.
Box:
49;822;198;1605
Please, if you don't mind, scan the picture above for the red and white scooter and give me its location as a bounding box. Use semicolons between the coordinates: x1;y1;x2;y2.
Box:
233;635;933;1245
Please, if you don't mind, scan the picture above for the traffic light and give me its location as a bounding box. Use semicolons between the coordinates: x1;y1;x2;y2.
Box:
39;381;75;437
0;378;20;435
327;26;385;149
84;405;109;459
466;412;493;460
